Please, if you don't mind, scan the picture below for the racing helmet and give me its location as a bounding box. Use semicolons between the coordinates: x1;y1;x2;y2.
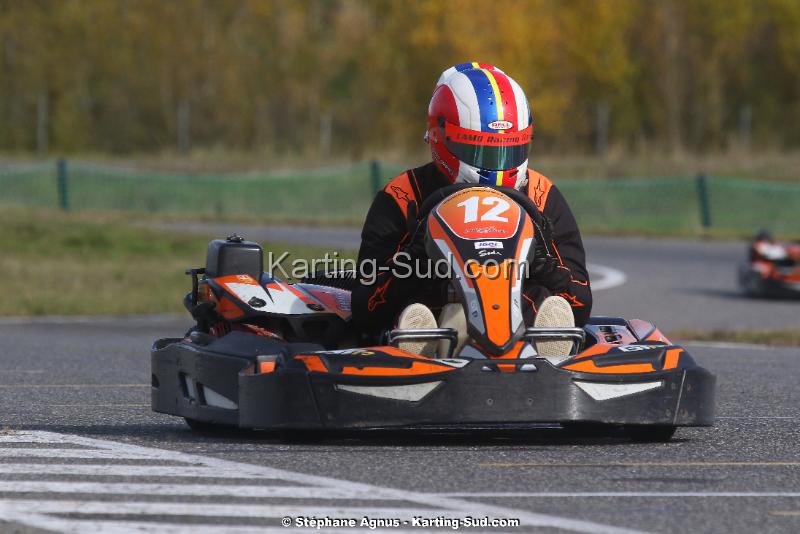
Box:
427;62;533;189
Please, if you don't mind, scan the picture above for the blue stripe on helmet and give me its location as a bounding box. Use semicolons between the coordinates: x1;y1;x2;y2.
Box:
460;68;498;132
454;63;474;72
478;169;497;184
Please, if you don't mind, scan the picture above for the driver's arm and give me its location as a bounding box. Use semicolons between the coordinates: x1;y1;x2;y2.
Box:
535;184;593;325
351;190;419;335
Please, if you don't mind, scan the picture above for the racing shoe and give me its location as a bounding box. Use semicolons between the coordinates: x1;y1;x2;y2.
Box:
533;296;575;359
396;303;438;357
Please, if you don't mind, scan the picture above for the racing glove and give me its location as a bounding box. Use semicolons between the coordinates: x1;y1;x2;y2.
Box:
529;215;570;292
391;201;427;266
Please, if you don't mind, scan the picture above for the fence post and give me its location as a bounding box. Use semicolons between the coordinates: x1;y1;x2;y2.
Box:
57;159;69;211
696;173;711;230
370;160;381;196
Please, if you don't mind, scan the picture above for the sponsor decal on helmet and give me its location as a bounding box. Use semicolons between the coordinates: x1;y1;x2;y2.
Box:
475;240;504;249
432;150;454;176
488;120;513;130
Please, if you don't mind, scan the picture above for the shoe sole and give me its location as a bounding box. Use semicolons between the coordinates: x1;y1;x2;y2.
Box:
397;303;438;357
533;296;575;358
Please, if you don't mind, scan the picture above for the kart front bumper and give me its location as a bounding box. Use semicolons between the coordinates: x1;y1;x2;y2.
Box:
152;340;715;430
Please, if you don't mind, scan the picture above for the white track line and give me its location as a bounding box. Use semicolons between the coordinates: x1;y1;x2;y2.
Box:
0;464;270;478
1;500;461;520
0;448;186;459
436;492;800;498
588;263;627;291
0;517;426;534
0;430;644;534
0;481;375;500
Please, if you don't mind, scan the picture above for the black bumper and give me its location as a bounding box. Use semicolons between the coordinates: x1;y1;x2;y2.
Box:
152;339;715;430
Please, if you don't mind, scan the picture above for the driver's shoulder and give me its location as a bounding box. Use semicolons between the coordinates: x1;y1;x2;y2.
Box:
525;167;556;211
382;162;442;218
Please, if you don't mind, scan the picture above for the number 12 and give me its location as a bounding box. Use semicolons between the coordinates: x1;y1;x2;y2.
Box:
457;196;510;223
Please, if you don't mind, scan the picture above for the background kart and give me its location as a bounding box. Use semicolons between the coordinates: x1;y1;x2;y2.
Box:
152;186;715;442
739;231;800;298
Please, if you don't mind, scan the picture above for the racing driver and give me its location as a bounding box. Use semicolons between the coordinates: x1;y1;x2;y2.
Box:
352;63;592;358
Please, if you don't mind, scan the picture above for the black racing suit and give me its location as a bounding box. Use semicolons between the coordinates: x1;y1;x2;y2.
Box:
351;162;592;338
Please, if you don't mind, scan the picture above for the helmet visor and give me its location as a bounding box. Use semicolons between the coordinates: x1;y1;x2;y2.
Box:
444;122;532;171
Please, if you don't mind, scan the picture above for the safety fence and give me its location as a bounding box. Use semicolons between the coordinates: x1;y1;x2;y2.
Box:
1;160;797;237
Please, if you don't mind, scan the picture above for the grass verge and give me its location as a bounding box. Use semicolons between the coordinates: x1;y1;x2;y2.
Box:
673;329;800;347
0;208;355;316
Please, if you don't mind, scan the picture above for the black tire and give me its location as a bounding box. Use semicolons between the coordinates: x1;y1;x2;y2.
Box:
279;429;326;443
560;422;618;438
184;417;237;434
739;265;765;298
624;425;676;443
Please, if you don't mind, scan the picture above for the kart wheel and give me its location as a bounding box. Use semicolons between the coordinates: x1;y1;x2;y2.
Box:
739;267;765;298
279;429;326;443
560;422;617;438
624;425;676;443
184;417;237;434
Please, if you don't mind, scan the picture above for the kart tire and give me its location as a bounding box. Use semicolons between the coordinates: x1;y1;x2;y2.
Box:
623;425;676;443
184;417;237;434
738;266;765;298
560;422;617;438
279;429;326;443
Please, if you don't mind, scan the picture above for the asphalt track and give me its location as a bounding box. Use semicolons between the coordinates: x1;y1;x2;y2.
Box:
1;317;800;533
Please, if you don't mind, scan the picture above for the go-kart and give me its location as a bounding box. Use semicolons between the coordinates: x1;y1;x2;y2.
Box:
739;231;800;299
151;185;715;442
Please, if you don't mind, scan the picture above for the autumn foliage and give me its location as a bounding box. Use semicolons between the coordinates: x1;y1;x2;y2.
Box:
1;0;799;157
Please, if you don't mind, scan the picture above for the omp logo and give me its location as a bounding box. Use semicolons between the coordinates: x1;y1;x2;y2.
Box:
316;349;376;356
488;120;513;130
617;345;666;352
475;240;503;249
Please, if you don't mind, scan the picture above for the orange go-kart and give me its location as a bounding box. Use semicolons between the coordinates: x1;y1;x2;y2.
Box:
151;185;715;442
739;230;800;299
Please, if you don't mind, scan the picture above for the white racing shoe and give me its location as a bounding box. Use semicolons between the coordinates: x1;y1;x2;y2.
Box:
396;303;438;357
533;296;575;359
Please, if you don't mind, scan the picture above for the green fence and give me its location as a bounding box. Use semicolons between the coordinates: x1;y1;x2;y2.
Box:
1;160;798;237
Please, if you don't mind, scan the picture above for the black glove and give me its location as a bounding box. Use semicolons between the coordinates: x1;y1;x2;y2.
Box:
393;201;427;264
530;254;570;291
534;214;554;257
529;215;570;291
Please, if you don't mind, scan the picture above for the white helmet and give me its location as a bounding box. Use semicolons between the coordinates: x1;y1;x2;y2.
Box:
427;62;533;189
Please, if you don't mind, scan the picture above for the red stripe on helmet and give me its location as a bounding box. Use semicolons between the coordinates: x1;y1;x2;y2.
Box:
501;172;518;188
491;71;519;131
